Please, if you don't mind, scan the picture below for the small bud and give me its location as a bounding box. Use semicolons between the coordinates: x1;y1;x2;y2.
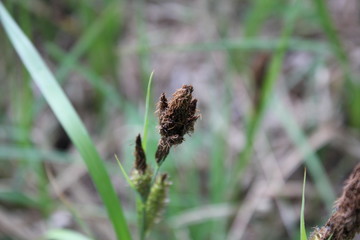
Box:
145;174;171;231
134;134;147;174
131;135;152;199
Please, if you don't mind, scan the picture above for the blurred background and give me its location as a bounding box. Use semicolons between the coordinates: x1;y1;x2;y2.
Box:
1;0;360;239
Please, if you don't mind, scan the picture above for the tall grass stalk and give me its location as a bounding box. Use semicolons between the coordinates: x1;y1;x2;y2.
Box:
142;71;154;152
312;0;360;128
300;169;308;240
55;1;121;83
32;2;122;116
44;229;94;240
0;3;131;240
232;0;300;185
140;73;154;240
273;97;335;208
135;0;151;88
45;44;127;110
45;167;94;238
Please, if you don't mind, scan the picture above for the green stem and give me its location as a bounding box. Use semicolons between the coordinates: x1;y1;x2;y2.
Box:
142;71;154;152
140;202;146;240
152;165;161;185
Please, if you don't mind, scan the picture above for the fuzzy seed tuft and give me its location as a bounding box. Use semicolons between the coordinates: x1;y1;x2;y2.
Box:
155;85;200;164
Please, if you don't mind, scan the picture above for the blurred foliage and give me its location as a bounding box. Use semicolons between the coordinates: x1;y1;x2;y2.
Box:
1;0;360;239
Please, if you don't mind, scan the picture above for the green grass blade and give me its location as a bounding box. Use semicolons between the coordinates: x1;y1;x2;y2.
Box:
243;0;277;38
55;1;121;83
135;0;151;87
46;43;126;110
300;169;307;240
312;0;348;67
115;154;136;190
273;97;335;208
44;229;93;240
232;0;300;183
0;3;132;240
142;71;154;151
33;2;122;116
312;0;360;128
229;0;277;72
126;38;329;55
0;145;73;163
0;190;39;208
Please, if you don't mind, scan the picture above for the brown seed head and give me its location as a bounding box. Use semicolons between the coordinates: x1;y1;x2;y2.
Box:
155;85;200;164
134;134;147;174
155;138;171;165
310;164;360;240
157;93;168;116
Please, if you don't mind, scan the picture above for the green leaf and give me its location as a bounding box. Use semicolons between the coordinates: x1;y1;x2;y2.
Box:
273;97;335;208
142;71;154;152
0;190;39;208
232;0;300;185
0;3;131;240
300;169;307;240
44;229;93;240
115;154;136;190
312;0;360;128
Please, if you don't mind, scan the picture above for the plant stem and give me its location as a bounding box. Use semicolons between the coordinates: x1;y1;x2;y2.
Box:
152;165;161;185
142;71;154;152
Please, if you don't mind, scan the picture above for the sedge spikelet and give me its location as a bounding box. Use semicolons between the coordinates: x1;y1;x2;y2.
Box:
145;174;171;231
131;135;152;200
131;169;152;200
134;134;147;174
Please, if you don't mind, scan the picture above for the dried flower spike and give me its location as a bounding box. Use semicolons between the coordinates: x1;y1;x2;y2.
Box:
134;134;147;174
310;163;360;240
131;134;152;200
155;85;199;164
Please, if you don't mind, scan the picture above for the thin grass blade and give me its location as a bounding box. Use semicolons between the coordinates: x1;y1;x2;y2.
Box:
0;3;131;240
115;154;136;190
232;0;300;184
44;229;93;240
312;0;360;128
273;97;335;208
300;169;307;240
142;71;154;151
